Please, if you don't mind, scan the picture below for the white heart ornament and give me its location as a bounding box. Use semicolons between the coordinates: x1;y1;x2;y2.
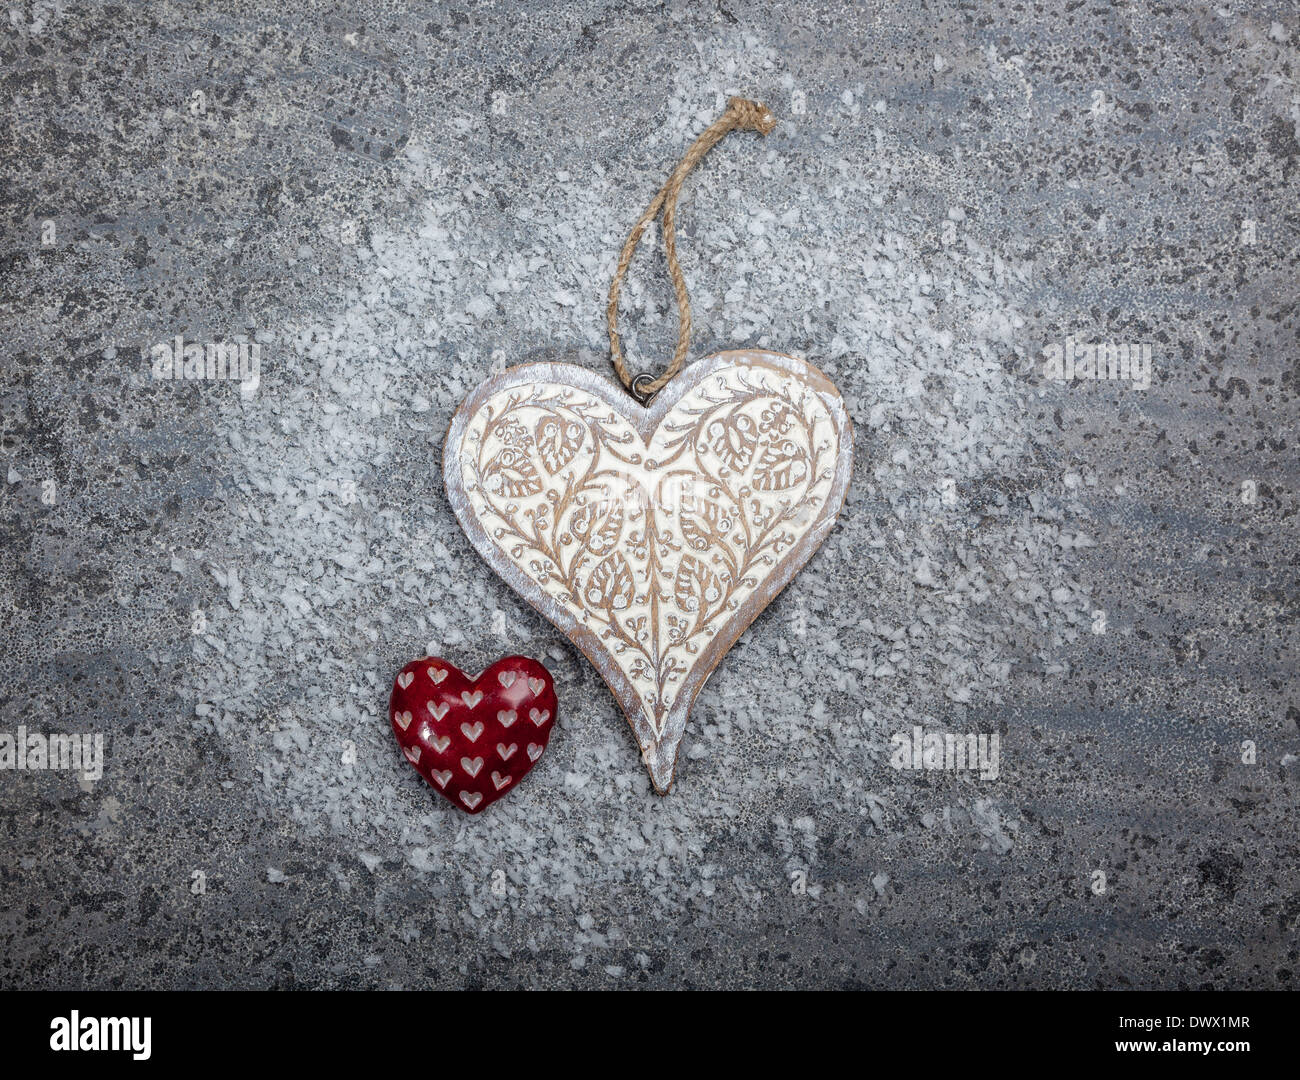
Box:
444;350;852;793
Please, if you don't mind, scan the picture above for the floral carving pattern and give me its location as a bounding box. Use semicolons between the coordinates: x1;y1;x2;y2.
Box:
455;360;845;764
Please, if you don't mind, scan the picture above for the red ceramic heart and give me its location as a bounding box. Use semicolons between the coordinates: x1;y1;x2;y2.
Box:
389;655;556;814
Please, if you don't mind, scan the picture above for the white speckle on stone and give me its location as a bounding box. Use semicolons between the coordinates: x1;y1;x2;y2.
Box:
179;33;1099;957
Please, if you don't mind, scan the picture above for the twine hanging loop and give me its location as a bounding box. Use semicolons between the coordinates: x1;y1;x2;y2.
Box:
607;97;777;402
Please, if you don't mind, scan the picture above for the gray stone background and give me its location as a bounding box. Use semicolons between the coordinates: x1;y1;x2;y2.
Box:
1;0;1297;989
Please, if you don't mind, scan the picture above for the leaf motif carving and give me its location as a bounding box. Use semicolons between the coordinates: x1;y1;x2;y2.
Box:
679;497;728;552
570;498;624;556
752;440;809;491
706;413;758;472
535;413;584;474
673;556;723;615
450;355;852;797
484;447;542;498
585;552;635;612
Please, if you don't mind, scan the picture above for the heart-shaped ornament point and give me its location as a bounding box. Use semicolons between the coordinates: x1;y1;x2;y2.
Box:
390;656;556;813
444;350;853;794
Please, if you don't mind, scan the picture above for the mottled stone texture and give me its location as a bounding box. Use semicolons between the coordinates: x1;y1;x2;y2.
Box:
0;1;1296;989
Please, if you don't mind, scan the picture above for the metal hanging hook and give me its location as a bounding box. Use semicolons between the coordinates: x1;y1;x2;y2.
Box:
629;372;658;406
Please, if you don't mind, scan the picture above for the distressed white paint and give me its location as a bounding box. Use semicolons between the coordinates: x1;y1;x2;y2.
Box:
444;350;853;792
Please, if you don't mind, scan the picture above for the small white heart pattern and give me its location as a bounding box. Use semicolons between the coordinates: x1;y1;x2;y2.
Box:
389;655;557;814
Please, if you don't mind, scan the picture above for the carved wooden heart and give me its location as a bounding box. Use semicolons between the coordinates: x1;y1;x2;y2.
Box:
444;350;853;793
